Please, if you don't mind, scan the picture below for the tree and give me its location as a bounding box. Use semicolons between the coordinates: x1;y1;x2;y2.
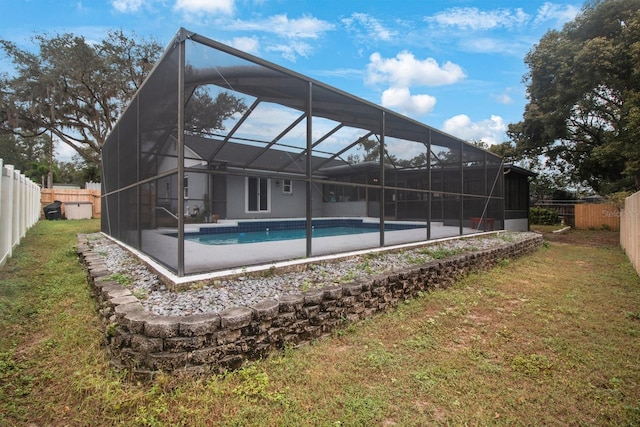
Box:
508;0;640;194
1;31;247;168
0;132;51;178
0;31;162;166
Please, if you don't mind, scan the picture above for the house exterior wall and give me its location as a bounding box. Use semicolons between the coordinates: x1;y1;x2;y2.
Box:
322;201;368;217
184;171;207;217
225;176;325;219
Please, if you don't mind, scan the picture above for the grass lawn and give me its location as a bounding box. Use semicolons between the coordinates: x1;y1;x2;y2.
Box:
1;219;639;426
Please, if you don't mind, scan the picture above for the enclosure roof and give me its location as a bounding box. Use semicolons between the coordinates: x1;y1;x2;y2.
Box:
181;28;498;154
185;134;347;174
504;164;537;177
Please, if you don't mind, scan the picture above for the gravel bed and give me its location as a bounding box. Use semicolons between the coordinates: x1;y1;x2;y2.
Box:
85;232;537;317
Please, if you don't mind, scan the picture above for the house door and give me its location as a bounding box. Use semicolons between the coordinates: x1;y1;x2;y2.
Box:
246;177;270;212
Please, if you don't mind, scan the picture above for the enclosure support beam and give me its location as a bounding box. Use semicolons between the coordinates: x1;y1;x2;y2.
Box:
306;82;313;258
379;112;385;247
459;141;464;236
427;130;432;241
177;38;186;277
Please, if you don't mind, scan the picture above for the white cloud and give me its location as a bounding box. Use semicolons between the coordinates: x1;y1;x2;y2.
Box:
342;13;397;41
493;93;513;105
230;14;335;39
534;2;581;26
228;36;260;55
266;41;312;62
381;87;437;116
461;37;527;55
427;7;530;30
366;51;466;88
110;0;145;13
174;0;234;15
225;14;333;60
442;114;507;145
55;140;78;162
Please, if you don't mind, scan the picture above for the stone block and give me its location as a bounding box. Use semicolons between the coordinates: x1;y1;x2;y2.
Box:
164;336;206;352
90;267;110;278
114;301;144;320
191;347;220;365
273;311;296;327
107;288;133;300
123;310;155;334
216;328;242;345
131;335;164;353
349;302;365;314
303;290;324;305
98;282;124;298
301;325;321;341
109;295;139;307
147;351;189;371
339;296;356;307
250;300;279;321
342;282;363;296
179;313;220;336
302;304;320;319
323;286;343;300
278;294;304;312
219;307;253;330
321;300;338;310
144;315;181;338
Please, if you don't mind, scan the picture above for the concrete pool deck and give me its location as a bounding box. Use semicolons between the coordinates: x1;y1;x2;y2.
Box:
107;220;497;286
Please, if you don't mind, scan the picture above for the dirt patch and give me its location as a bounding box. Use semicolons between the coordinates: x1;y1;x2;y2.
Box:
532;228;620;248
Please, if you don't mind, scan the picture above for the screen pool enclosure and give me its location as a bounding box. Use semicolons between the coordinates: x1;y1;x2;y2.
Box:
101;28;505;278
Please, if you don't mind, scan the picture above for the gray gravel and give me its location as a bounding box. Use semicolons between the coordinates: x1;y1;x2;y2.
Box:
86;232;537;317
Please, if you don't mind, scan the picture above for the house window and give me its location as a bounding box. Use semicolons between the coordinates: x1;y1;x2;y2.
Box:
183;175;189;199
282;179;292;195
246;177;270;212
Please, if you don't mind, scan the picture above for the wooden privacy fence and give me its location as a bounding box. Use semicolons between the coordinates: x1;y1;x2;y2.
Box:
621;192;640;276
41;188;101;219
0;159;41;267
574;203;620;230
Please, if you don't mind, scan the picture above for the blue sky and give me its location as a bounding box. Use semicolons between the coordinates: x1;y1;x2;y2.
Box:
0;0;582;160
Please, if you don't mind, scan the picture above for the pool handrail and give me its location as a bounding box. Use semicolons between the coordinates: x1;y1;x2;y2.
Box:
154;206;179;220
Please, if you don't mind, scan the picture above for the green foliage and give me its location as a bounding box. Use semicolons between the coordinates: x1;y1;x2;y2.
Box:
607;191;632;209
419;246;465;259
229;365;289;406
0;31;162;166
509;0;640;193
511;354;554;377
529;206;560;225
0;31;246;167
106;273;133;287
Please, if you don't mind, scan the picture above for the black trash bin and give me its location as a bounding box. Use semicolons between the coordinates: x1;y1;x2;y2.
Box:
43;200;63;220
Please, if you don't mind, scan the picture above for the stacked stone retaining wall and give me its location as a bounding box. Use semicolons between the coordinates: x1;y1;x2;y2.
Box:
77;234;543;380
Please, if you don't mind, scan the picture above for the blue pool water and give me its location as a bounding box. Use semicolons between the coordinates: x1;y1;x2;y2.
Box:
181;219;424;245
187;226;378;245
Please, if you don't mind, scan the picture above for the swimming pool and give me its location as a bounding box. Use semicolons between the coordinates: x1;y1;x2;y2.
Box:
181;219;424;245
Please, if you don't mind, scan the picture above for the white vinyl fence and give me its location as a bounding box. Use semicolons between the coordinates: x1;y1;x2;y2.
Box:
0;159;41;267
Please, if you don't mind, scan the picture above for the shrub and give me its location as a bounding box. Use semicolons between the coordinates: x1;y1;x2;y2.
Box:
529;206;560;225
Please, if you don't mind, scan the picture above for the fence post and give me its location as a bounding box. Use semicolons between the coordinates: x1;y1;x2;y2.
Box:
0;160;42;268
0;159;4;264
1;164;15;265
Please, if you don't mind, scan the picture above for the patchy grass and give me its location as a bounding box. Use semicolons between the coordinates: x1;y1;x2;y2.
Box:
1;221;639;426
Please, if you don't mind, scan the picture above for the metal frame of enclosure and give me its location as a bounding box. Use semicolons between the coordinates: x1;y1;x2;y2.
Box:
101;28;505;277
